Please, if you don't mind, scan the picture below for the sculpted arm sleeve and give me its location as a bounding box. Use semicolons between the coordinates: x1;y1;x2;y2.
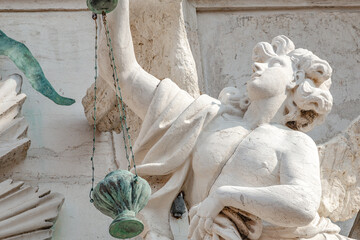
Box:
98;0;160;120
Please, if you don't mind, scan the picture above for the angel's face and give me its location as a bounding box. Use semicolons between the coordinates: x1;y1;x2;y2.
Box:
247;55;293;101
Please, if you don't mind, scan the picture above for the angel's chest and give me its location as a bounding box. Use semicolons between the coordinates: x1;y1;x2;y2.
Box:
193;120;281;188
212;133;281;189
192;116;249;175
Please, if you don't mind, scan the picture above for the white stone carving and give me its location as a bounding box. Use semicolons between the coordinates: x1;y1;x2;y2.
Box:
82;0;359;239
0;179;64;240
0;75;64;239
0;74;30;167
82;0;199;138
318;116;360;222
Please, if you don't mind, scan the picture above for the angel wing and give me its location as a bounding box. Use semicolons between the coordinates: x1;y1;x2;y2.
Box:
318;116;360;222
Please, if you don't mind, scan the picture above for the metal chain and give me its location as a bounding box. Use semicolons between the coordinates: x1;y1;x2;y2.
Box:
89;11;139;203
104;22;132;171
89;13;98;203
102;12;138;178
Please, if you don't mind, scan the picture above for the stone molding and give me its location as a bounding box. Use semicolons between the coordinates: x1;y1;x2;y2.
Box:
188;0;360;11
0;0;86;12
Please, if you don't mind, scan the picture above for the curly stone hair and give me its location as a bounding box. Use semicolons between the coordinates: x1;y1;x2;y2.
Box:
220;35;333;132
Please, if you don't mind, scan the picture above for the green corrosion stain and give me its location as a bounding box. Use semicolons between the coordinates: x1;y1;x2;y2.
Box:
0;30;75;106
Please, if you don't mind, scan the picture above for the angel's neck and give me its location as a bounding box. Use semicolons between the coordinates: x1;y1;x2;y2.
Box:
244;95;286;128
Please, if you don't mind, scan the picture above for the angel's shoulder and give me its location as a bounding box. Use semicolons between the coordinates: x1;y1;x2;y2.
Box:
256;123;317;153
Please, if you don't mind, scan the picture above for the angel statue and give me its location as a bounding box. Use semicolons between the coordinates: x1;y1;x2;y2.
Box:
83;0;359;239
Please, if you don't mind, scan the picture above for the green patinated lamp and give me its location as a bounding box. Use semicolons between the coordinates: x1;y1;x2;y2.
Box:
87;1;151;239
93;170;151;238
87;0;119;14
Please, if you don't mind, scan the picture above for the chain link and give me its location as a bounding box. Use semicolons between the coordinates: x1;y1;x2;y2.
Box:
104;20;132;171
89;12;98;203
102;12;138;178
89;11;139;203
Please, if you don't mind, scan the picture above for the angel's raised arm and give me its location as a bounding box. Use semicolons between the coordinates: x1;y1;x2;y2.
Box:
97;0;160;120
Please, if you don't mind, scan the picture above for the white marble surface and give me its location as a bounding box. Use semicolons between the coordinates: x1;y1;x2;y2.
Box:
89;0;354;237
0;179;64;240
0;75;30;168
1;0;359;239
195;8;360;144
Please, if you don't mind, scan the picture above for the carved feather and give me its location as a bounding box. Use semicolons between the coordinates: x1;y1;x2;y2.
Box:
318;116;360;222
0;179;64;240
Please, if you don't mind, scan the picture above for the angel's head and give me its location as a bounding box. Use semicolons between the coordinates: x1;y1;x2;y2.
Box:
221;35;333;132
256;35;333;132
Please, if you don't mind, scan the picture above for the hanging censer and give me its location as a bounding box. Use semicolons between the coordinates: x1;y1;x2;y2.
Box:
87;0;151;239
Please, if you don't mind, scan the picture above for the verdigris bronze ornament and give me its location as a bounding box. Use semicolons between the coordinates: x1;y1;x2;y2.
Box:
93;170;151;239
87;0;118;14
88;10;151;239
0;30;75;106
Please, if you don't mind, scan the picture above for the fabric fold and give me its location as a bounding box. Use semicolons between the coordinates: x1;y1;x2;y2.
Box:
133;78;221;238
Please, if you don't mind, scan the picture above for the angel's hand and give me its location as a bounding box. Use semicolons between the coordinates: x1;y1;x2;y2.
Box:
188;195;224;239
